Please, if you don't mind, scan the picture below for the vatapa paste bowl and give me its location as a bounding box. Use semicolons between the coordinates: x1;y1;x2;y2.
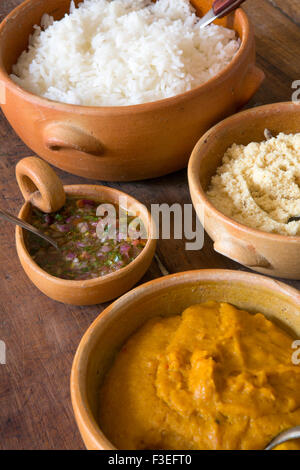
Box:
0;0;264;181
70;269;300;449
15;157;156;305
188;102;300;280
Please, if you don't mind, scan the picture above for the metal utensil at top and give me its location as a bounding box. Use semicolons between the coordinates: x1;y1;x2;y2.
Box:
199;0;247;28
0;208;59;251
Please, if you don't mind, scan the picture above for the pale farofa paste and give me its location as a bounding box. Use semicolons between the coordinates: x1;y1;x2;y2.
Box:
206;133;300;236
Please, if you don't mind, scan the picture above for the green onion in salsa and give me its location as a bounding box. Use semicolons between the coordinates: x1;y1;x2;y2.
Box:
27;197;147;280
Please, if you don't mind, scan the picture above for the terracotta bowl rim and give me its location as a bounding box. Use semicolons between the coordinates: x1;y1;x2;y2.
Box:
70;268;300;450
16;184;157;287
188;101;300;243
0;0;251;113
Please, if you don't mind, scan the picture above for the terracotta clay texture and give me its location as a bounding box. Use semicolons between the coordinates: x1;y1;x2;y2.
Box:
15;158;156;305
188;102;300;280
70;269;300;450
0;0;264;181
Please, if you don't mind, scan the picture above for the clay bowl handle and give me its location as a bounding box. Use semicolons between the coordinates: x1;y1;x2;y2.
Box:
43;123;104;156
16;157;66;213
214;239;271;269
213;0;247;17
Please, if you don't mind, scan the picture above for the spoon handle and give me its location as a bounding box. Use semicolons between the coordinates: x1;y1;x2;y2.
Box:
0;208;59;251
265;426;300;450
213;0;247;18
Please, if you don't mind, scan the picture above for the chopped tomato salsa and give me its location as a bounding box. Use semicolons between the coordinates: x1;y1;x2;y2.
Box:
27;197;147;280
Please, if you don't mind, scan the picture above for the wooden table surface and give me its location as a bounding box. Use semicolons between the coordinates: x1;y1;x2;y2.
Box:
0;0;299;450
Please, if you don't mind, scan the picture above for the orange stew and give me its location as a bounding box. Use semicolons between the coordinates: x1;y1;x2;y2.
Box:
99;302;300;450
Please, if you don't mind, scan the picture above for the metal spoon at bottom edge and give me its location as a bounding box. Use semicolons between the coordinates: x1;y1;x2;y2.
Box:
265;426;300;450
0;207;59;251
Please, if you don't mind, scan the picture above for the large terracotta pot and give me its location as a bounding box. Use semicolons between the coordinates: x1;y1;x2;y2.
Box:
70;269;300;449
188;102;300;280
0;0;264;181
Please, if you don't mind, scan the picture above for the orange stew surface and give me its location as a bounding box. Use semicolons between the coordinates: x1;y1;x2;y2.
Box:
99;302;300;450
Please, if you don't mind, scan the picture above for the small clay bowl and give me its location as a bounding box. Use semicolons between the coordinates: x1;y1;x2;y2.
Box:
70;269;300;450
15;157;156;305
0;0;264;181
188;102;300;280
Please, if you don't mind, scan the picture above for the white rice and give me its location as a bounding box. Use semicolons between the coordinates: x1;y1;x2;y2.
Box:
10;0;240;106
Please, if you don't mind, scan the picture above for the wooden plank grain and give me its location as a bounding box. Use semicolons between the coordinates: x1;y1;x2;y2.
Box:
0;0;20;22
0;0;299;450
244;0;300;105
266;0;300;25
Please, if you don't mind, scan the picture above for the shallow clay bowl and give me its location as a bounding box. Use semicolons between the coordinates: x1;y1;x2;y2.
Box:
70;269;300;450
188;102;300;280
0;0;264;181
15;157;156;305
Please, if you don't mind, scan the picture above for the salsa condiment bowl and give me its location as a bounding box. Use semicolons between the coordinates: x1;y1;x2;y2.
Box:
15;157;156;305
0;0;264;181
70;269;300;449
188;102;300;279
